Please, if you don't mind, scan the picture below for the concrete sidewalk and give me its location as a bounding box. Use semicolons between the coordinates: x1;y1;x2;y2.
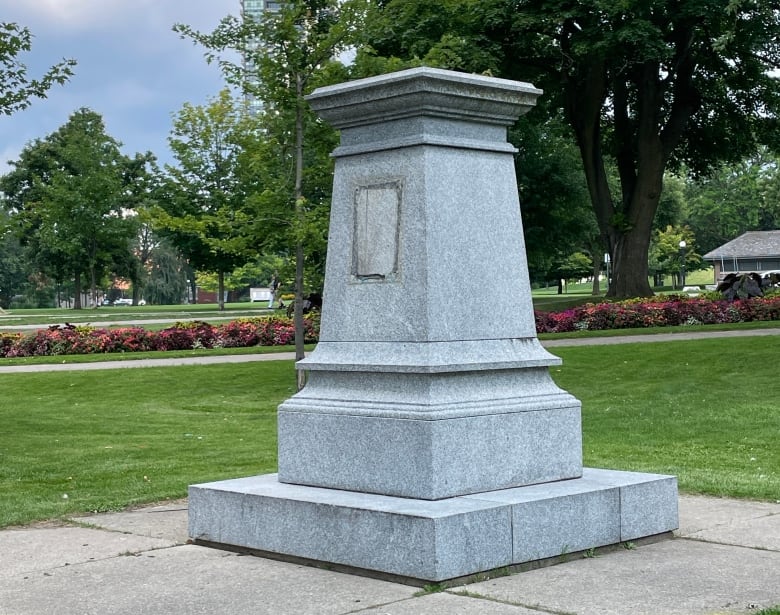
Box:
1;495;777;614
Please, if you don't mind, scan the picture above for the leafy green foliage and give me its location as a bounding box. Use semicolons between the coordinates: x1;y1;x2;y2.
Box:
155;90;257;310
684;148;780;254
650;225;701;285
0;209;26;308
142;238;190;306
0;22;75;115
363;0;780;298
174;0;367;361
0;109;153;308
549;252;593;293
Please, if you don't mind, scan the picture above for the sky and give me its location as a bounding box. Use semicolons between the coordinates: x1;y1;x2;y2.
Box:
0;0;238;173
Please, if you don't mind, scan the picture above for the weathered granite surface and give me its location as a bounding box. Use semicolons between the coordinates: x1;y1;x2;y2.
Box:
189;469;678;582
189;67;679;582
278;66;580;496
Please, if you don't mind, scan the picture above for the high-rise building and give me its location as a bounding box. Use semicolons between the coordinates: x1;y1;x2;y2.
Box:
240;0;283;115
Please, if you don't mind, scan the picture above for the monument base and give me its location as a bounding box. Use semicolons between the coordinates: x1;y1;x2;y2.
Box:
188;468;678;582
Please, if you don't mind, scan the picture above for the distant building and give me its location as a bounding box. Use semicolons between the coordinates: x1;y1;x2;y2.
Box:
703;230;780;282
240;0;283;115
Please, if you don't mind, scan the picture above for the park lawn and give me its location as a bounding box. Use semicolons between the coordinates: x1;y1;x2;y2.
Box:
0;303;274;329
553;336;779;501
0;361;296;528
1;335;778;528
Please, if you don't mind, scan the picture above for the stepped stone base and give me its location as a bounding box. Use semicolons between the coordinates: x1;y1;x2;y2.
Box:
189;468;678;582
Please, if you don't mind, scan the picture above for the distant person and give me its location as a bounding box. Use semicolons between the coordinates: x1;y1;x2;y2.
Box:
268;273;280;308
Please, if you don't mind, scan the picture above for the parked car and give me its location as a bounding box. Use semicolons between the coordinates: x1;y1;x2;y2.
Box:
114;298;133;306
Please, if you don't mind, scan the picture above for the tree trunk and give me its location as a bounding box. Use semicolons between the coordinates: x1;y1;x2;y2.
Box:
188;272;197;304
218;270;225;311
74;272;82;310
565;54;688;300
90;265;98;308
294;74;307;391
591;256;601;295
608;228;653;298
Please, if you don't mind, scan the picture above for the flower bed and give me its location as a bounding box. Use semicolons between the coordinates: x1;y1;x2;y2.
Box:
534;295;780;333
0;316;319;358
2;296;779;358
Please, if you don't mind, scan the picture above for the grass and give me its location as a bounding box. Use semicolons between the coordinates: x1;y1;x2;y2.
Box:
553;337;779;500
0;361;296;527
0;302;276;328
1;334;778;528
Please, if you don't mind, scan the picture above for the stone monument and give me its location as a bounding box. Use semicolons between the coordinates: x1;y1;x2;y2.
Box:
189;67;678;582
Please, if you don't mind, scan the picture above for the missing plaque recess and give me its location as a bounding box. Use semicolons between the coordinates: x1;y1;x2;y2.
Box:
352;182;401;281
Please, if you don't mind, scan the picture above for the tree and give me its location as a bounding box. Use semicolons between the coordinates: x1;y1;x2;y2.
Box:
0;209;26;308
1;109;148;308
143;238;189;305
362;0;780;298
0;22;75;115
175;0;367;385
154;90;254;311
650;225;701;289
550;252;593;294
684;148;780;254
510;115;598;288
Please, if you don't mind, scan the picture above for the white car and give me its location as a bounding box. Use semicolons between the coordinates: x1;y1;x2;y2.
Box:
114;298;133;306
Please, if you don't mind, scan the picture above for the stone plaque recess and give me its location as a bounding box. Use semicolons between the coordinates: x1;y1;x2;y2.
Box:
352;182;401;282
189;67;678;583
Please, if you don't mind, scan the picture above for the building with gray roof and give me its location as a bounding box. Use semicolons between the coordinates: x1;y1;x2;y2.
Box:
703;230;780;282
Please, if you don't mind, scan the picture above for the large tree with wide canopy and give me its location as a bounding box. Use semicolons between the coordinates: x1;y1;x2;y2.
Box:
363;0;780;297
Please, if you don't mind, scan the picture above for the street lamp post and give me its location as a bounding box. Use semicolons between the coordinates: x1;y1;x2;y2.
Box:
679;240;687;290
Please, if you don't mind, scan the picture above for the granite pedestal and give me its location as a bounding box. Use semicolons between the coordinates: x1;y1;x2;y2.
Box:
189;67;678;582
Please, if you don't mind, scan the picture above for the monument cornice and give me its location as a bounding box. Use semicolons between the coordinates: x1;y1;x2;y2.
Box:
306;66;543;130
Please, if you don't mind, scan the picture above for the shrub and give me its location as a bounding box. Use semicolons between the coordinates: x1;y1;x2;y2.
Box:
534;295;780;334
0;316;321;358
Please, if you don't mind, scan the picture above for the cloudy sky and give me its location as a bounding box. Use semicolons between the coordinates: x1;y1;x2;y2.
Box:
0;0;238;172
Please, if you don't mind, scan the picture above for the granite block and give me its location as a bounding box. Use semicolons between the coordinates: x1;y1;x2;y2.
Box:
464;468;677;563
277;403;582;499
305;67;542;134
189;469;677;581
466;473;621;561
311;146;541;345
284;367;576;416
189;474;513;582
581;468;679;540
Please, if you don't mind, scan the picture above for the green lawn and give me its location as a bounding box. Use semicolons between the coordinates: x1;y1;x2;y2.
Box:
554;337;779;500
1;362;296;527
1;335;778;528
0;302;275;329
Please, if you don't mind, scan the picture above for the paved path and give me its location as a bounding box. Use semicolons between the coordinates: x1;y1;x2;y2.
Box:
1;327;778;373
1;495;777;614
